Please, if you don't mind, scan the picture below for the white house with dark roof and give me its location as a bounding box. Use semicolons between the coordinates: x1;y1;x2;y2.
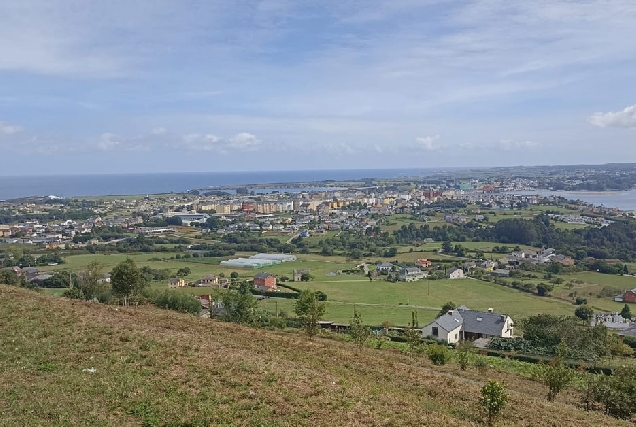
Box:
421;306;514;344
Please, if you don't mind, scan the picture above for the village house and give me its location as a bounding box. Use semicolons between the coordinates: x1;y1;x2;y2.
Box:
254;273;277;292
398;267;427;282
591;312;631;331
446;267;465;279
376;262;394;273
293;269;311;282
168;278;187;288
415;259;432;268
615;288;636;303
196;275;219;287
421;306;514;344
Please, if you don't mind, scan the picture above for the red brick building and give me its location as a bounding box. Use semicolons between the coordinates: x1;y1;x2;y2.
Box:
253;273;277;292
617;289;636;304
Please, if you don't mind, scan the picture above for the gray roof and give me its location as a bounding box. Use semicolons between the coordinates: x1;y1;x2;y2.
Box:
377;262;394;268
459;308;508;336
400;267;422;274
621;326;636;338
430;310;464;332
254;273;274;279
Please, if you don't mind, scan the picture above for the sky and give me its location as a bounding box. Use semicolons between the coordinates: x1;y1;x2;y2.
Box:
1;0;636;175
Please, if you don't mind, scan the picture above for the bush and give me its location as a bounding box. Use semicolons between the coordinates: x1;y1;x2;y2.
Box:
427;344;451;365
480;380;508;426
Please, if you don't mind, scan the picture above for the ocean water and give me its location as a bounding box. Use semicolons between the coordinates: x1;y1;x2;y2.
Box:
0;169;439;200
510;190;636;211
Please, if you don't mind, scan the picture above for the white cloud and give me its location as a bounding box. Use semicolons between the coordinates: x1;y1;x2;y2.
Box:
228;132;261;150
589;105;636;128
151;127;167;135
415;135;441;151
497;139;540;150
177;132;261;153
96;133;120;151
0;121;22;134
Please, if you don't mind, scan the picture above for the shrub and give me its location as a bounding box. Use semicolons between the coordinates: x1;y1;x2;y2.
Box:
427;344;451;365
479;380;508;426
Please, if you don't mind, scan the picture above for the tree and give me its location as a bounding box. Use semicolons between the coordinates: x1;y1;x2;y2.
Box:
230;271;239;279
165;216;183;226
480;380;508;426
349;309;371;349
574;305;594;321
442;240;453;253
294;290;326;340
540;356;574;402
536;283;554;297
620;304;632;320
111;259;147;305
437;301;457;317
176;267;191;277
219;281;257;324
300;273;312;282
78;261;109;301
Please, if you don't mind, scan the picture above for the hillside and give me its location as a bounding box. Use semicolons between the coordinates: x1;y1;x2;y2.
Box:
0;285;629;427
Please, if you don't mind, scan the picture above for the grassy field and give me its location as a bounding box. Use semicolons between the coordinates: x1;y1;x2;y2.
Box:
0;285;628;427
265;277;575;326
38;251;612;326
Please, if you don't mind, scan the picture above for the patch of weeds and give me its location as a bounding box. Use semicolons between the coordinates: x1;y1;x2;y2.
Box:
128;402;160;427
264;372;277;386
37;363;58;372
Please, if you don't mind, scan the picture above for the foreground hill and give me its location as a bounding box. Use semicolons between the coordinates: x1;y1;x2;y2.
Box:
0;285;628;427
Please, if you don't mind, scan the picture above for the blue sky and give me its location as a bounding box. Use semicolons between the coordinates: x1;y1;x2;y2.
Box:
1;0;636;175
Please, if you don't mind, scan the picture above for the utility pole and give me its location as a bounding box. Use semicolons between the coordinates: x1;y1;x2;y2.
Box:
69;270;73;289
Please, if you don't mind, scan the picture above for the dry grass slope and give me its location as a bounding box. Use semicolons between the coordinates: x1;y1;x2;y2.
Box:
0;285;628;427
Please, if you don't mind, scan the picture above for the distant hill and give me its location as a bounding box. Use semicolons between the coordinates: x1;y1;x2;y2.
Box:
0;285;627;426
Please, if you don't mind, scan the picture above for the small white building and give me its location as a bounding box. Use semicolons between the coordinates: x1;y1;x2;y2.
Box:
446;267;465;279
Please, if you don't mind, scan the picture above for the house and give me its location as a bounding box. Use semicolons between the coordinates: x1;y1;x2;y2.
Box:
96;273;111;284
446;267;464;279
168;278;187;288
293;269;311;282
421;307;515;344
491;269;511;277
197;275;219;287
376;262;394;273
591;312;631;331
615;289;636;303
415;259;432;268
22;267;40;279
552;255;574;267
254;273;277;292
398;267;427;282
420;309;463;343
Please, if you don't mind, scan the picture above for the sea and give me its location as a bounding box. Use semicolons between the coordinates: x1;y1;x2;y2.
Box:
0;169;441;200
509;190;636;211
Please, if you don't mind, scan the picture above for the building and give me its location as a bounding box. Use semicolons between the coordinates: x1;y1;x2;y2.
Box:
168;278;187;288
591;312;631;331
293;269;311;282
615;289;636;303
376;262;394;273
398;267;427;282
253;273;277;292
196;275;219;287
415;259;432;268
446;267;464;279
421;306;515;344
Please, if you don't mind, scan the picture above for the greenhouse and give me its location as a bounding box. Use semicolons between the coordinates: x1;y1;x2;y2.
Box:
220;258;282;269
249;253;297;262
